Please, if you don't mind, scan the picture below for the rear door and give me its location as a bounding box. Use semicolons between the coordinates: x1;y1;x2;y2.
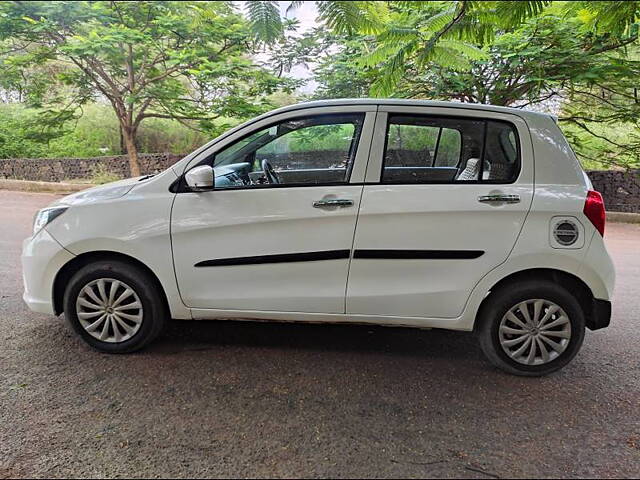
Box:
347;106;534;319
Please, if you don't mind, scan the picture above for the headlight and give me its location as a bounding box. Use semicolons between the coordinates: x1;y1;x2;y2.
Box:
33;207;68;236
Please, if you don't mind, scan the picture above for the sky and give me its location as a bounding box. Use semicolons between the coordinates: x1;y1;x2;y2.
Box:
279;1;318;30
280;1;319;91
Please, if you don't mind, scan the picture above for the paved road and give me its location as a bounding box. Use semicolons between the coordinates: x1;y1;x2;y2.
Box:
0;190;638;479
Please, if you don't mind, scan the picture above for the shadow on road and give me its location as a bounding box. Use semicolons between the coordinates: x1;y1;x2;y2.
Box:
154;318;480;361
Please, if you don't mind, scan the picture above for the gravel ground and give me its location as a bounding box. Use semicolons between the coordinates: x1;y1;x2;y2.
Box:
1;190;638;479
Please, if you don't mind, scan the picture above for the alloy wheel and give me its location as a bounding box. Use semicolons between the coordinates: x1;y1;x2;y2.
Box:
75;278;143;343
498;299;572;365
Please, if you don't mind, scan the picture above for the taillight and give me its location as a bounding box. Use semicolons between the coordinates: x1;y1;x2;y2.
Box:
584;190;605;236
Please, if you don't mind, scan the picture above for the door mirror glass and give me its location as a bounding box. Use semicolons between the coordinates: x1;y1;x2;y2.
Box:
185;165;214;191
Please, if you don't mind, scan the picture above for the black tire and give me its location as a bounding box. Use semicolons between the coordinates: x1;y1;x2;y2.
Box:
477;280;585;376
63;260;166;353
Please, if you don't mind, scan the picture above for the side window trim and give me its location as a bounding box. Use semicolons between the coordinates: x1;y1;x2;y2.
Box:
179;106;375;172
378;111;522;185
184;112;370;191
432;127;442;168
213;113;364;168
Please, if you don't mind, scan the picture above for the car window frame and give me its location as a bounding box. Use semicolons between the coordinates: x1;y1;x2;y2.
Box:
201;112;366;191
172;106;376;193
247;115;363;179
378;113;522;185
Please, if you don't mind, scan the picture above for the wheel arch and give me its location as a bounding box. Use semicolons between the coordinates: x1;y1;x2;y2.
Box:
53;250;170;316
475;268;602;332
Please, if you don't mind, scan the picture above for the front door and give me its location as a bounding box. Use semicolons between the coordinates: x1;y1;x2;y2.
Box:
347;107;534;319
172;109;374;313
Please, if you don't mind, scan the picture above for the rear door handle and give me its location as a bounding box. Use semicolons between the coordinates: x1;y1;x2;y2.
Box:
478;194;520;204
313;199;354;208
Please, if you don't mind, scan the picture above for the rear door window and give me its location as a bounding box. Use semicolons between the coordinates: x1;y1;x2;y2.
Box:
381;115;520;184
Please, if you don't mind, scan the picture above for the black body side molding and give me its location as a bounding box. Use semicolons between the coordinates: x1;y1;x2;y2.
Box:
194;249;484;267
195;250;350;267
353;249;484;260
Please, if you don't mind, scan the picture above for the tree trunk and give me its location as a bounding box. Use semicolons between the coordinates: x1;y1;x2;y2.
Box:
119;129;126;155
122;126;141;177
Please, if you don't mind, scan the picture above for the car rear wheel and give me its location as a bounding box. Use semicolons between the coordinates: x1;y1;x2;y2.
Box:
477;280;585;376
63;260;166;353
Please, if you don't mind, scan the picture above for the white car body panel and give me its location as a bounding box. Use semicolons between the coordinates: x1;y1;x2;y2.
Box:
346;182;534;319
348;107;535;319
43;168;191;319
22;228;75;314
20;99;614;334
171;185;364;312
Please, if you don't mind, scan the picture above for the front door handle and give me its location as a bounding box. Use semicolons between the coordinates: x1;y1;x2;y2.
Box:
313;199;354;208
478;194;520;204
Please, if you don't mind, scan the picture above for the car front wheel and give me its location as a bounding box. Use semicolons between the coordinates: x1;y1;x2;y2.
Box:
477;281;586;376
63;260;166;353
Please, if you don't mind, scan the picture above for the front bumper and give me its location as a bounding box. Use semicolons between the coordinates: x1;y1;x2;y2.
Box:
586;298;612;331
21;228;75;315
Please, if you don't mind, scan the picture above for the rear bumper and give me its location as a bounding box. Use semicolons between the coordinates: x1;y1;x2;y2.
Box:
586;299;611;331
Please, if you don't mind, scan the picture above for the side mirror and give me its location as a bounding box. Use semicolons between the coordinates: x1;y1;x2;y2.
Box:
184;165;214;191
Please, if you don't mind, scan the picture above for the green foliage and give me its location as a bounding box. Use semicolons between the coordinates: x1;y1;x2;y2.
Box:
359;1;552;96
267;24;328;79
246;0;283;44
249;1;551;97
260;1;545;96
48;105;121;157
389;11;638;105
565;1;640;37
0;1;293;174
260;124;356;153
316;1;387;35
0;104;66;157
310;1;639;169
311;31;377;99
561;122;640;170
0;103;215;159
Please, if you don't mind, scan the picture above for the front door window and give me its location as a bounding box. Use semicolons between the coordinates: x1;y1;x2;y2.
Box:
211;113;364;188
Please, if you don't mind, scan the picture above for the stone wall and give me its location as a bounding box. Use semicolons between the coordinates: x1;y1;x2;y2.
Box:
0;154;638;212
0;153;184;183
587;170;640;213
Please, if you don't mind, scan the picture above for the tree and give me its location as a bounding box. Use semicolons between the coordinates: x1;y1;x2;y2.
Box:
309;2;640;169
309;31;377;100
0;1;290;175
554;0;640;168
559;45;640;169
396;11;638;104
248;1;549;95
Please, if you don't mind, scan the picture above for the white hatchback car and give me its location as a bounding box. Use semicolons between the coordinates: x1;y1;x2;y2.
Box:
22;99;615;376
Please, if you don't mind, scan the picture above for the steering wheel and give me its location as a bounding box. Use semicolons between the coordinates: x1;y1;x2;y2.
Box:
261;159;280;184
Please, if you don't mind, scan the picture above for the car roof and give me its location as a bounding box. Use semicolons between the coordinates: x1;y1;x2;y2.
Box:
267;98;554;122
172;97;558;177
175;98;554;173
